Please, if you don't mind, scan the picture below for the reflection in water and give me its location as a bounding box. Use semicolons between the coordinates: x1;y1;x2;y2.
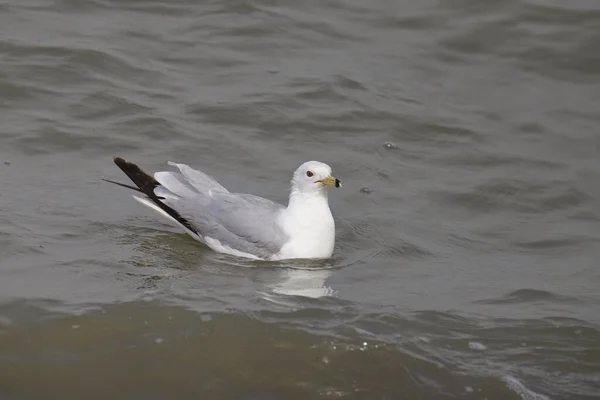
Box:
127;229;338;304
131;229;338;298
270;267;335;298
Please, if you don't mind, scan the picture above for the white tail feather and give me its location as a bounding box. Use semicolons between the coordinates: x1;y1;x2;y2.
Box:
132;195;178;224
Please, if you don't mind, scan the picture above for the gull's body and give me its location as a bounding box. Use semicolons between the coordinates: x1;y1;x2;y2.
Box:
104;157;341;261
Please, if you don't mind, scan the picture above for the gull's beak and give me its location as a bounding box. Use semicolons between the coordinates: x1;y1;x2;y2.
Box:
319;175;342;188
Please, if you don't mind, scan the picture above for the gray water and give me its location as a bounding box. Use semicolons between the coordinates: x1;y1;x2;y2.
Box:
1;0;599;398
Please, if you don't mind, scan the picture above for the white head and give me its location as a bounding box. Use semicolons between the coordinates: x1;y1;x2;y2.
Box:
290;161;341;196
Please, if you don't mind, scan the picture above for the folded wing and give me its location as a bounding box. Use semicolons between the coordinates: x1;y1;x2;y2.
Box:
159;189;289;259
109;157;289;259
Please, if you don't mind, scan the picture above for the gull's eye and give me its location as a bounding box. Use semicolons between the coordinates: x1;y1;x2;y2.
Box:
306;171;314;177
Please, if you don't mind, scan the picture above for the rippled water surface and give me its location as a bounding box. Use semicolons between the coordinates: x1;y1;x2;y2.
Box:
1;0;599;398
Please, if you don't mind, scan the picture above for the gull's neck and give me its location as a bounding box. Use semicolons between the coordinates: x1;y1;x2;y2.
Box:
287;188;329;211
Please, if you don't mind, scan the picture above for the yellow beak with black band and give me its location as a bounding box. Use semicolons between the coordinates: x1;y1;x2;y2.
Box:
317;175;342;188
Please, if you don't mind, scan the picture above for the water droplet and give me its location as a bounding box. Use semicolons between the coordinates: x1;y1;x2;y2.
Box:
383;141;398;149
465;386;474;393
360;187;372;194
363;342;368;346
322;356;329;364
155;338;164;344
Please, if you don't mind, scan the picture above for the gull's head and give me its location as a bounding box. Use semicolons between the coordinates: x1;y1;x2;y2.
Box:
291;161;341;195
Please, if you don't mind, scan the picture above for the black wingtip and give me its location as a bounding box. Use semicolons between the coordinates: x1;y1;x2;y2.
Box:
111;156;160;194
113;156;126;167
108;156;200;235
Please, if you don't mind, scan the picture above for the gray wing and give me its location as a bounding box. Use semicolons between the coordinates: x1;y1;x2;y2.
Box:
156;187;290;259
163;161;228;194
109;157;287;258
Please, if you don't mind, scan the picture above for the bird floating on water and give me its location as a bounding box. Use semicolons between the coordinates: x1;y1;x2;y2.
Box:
104;157;341;261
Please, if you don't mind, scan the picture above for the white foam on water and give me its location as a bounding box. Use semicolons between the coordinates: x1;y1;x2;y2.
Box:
468;341;487;350
503;375;550;400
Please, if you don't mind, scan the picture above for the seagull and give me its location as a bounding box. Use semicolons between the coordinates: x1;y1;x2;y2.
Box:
104;157;341;261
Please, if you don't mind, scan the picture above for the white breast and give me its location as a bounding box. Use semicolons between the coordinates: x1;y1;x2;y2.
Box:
273;195;335;260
